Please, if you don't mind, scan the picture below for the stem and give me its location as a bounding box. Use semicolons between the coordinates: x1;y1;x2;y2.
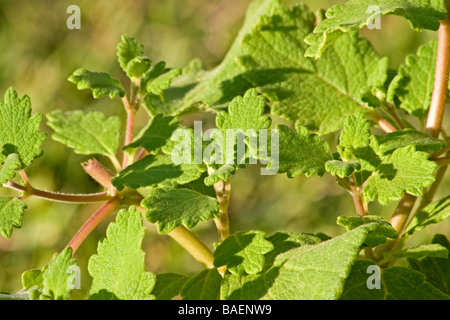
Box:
82;159;116;196
348;174;367;217
425;8;450;138
213;178;231;241
433;156;450;166
167;226;215;269
122;104;136;169
67;198;121;254
4;180;111;203
372;112;397;133
135;206;215;269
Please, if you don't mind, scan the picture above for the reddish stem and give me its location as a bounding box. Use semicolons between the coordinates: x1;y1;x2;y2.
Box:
67;198;121;254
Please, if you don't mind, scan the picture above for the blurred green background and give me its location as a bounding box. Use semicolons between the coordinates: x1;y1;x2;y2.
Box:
0;0;448;298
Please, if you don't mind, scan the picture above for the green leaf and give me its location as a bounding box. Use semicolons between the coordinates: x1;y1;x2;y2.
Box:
0;88;47;167
216;89;271;131
325;160;361;178
152;273;189;300
305;0;447;59
338;113;371;161
22;269;43;291
238;3;388;135
142;61;181;95
363;146;437;205
214;231;274;275
0;153;20;184
46;110;121;157
117;35;151;78
340;259;450;300
111;154;206;191
42;247;78;300
408;234;450;294
337;215;398;247
384;244;448;260
143;0;282;116
406;196;450;236
125;114;179;155
387;40;439;121
0;196;27;238
267;123;331;178
204;164;237;186
180;268;222;300
142;187;219;234
68;68;126;99
88;206;156;300
375;129;445;155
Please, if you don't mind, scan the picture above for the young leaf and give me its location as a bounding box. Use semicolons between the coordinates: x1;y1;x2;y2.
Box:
117;35;151;79
406;195;450;236
42;247;78;300
111;154;206;191
216;89;271;132
46;110;121;157
238;3;388;135
88;206;156;300
375;129;445;155
363;146;437;205
125;114;179;155
68;68;126;99
267;123;331;178
387;40;439;121
214;230;274;275
0;196;27;238
0;88;47;167
337;215;398;247
325;160;361;178
179;268;222;300
204;164;236;186
152;273;189;300
383;244;448;260
340;259;450;300
338;113;371;161
0;153;21;184
142;61;181;95
408;234;450;294
305;0;447;59
142;187;219;234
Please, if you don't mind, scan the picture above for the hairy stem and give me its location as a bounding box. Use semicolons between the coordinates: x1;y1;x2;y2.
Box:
425;8;450;138
67;198;121;254
4;180;111;203
122;103;136;169
348;175;367;217
372;112;397;133
213;178;231;241
82;159;117;196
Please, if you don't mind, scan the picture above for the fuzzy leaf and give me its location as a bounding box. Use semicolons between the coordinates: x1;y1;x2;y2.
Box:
0;196;27;238
152;273;189;300
68;68;126;99
408;234;450;295
384;244;448;260
46;110;121;157
338;113;371;161
204;164;237;186
305;0;447;59
214;231;274;276
0;153;20;184
337;215;398;247
340;259;450;300
117;35;151;78
363;146;437;204
267;123;331;178
142;187;219;234
406;196;450;236
0;88;47;167
125;114;179;155
238;3;388;135
88;206;156;300
111;154;206;191
325;160;361;178
375;129;445;155
180;269;222;300
142;62;181;95
388;40;440;121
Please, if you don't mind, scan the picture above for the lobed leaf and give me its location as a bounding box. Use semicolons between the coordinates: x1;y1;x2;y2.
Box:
68;68;126;99
0;196;27;238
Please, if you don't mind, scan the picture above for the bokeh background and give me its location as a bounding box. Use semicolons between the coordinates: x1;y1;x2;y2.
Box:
0;0;448;298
